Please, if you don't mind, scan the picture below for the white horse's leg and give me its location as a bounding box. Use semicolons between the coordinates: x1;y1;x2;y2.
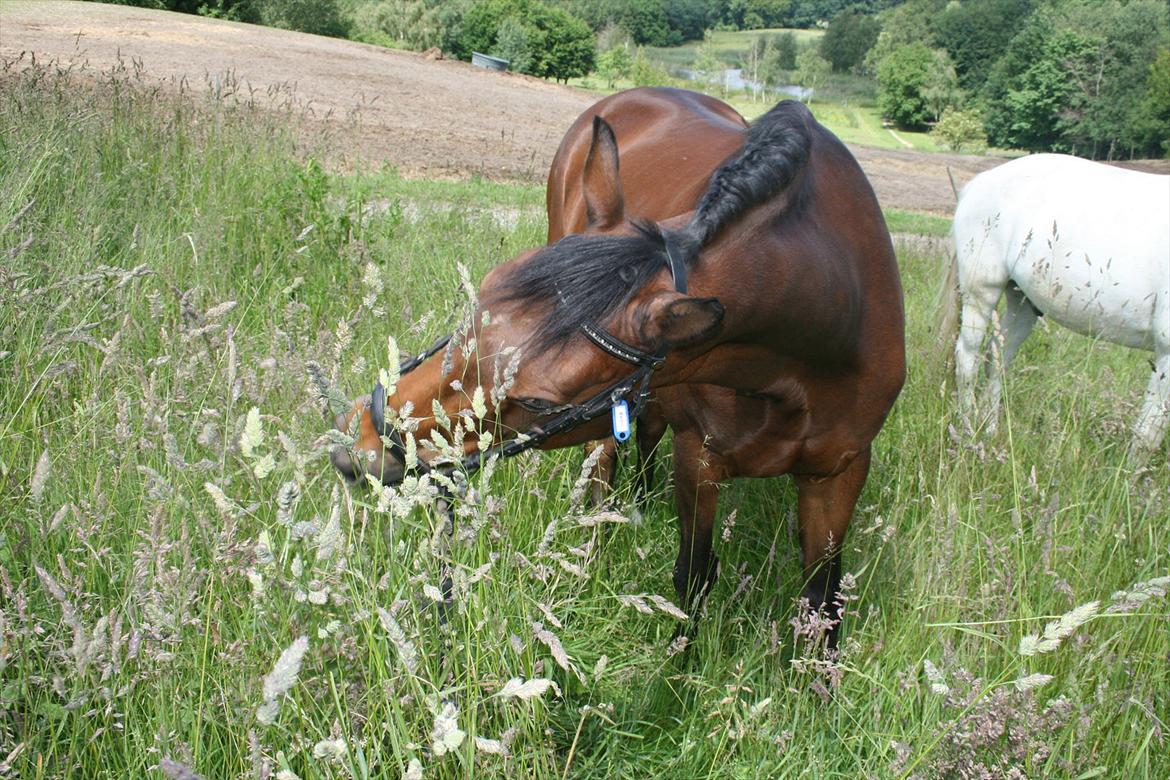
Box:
984;285;1038;433
1130;331;1170;461
955;281;1003;431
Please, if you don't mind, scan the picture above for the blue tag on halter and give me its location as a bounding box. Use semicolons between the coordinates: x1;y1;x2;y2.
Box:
611;400;631;443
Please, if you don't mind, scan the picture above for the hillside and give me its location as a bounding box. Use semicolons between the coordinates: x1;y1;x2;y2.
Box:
0;0;1039;212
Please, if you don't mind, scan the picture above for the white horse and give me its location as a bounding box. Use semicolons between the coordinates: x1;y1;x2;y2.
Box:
944;153;1170;458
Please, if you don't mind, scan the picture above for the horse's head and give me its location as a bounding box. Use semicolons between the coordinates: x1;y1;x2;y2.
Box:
331;117;725;486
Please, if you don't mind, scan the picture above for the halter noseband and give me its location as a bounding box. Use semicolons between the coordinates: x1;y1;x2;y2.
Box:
367;230;690;481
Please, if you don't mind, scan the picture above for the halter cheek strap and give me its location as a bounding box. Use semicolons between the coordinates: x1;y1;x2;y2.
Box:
367;228;691;480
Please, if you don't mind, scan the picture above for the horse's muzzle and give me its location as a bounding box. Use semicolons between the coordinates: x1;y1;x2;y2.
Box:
329;400;405;487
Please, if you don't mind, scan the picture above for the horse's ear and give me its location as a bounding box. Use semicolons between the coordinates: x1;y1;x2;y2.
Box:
583;115;625;230
641;293;725;350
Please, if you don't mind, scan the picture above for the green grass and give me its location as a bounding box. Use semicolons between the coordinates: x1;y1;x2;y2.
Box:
1;62;1168;780
884;209;951;237
807;101;941;152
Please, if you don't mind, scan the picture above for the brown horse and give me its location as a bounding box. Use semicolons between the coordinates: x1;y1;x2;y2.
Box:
332;87;905;641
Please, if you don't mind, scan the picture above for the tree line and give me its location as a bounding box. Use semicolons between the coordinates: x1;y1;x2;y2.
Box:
90;0;1169;158
823;0;1170;158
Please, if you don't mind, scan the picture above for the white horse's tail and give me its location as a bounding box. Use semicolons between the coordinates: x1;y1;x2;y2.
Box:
936;247;960;366
936;165;962;365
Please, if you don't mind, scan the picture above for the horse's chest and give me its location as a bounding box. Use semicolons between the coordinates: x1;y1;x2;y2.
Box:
676;386;810;476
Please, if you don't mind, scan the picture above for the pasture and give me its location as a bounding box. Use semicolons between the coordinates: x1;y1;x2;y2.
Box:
1;63;1167;780
642;28;825;72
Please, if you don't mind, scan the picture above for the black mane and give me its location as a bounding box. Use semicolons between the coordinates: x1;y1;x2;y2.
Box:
490;100;813;354
488;220;669;354
691;99;813;244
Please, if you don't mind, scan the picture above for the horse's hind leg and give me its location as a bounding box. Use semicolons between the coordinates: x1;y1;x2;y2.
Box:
955;278;1006;432
1130;343;1170;461
792;447;871;650
983;285;1039;433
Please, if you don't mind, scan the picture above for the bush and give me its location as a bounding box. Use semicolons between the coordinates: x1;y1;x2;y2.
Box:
630;46;673;87
597;43;634;88
793;47;831;101
257;0;349;38
348;0;465;51
461;0;595;81
931;107;987;152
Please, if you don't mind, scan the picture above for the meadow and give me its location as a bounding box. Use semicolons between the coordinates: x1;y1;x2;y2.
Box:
571;28;943;154
0;62;1167;779
641;28;825;72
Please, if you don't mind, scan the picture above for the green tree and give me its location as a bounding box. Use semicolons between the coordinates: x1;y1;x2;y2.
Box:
692;31;725;96
876;42;947;128
744;35;766;99
773;31;799;70
787;0;888;28
933;0;1034;92
664;0;712;41
820;9;880;73
1138;48;1170;155
257;0;348;37
196;0;259;21
630;45;673;86
921;48;960;123
931;107;987;152
561;0;706;45
981;1;1168;157
793;47;831;101
353;0;457;50
597;43;634;88
983;28;1092;152
759;32;801;85
615;0;677;45
721;0;792;30
492;17;533;72
861;0;937;76
461;0;595;81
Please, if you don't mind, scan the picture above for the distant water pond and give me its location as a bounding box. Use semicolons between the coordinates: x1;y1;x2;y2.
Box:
679;67;813;101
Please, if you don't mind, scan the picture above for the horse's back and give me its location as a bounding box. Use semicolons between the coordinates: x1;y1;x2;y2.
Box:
546;88;749;239
954;154;1170;349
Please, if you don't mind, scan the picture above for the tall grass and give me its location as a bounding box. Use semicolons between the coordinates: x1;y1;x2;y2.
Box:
0;60;1167;779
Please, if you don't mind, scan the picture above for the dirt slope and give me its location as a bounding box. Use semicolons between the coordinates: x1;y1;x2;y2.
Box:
1;0;596;182
6;1;1158;214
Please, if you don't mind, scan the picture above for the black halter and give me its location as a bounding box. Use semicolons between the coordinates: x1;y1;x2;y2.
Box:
367;229;690;481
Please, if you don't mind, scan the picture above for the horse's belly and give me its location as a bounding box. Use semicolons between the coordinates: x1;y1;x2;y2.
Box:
1014;251;1162;351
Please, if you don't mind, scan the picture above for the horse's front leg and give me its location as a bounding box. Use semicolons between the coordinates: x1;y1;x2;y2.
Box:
585;407;668;507
792;447;871;650
634;404;668;500
587;439;618;507
671;430;728;617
